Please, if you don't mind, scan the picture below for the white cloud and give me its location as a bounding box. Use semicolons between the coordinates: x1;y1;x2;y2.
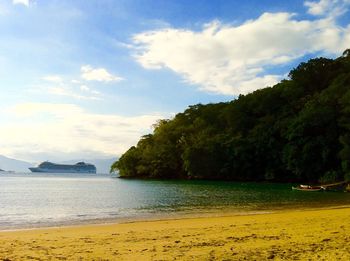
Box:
80;85;90;92
40;73;102;100
42;75;63;83
0;103;165;161
12;0;29;7
80;85;101;95
47;86;101;100
12;103;82;118
132;10;350;96
304;0;350;17
81;65;124;82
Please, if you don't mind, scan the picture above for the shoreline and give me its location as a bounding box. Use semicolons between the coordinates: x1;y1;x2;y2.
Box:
0;209;275;232
2;203;350;232
1;207;350;260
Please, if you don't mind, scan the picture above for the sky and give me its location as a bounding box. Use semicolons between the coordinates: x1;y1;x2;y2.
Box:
0;0;349;163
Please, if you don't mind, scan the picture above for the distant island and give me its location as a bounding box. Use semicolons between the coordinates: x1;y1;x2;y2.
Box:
111;50;350;183
0;155;34;172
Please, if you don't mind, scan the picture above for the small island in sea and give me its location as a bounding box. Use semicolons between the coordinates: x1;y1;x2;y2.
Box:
0;168;14;173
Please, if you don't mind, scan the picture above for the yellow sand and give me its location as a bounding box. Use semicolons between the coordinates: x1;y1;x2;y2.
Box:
1;208;350;260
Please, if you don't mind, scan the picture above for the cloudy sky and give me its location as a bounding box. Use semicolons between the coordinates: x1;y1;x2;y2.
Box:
0;0;349;162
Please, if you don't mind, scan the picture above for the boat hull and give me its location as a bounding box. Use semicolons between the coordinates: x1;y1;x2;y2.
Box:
292;185;325;192
292;186;324;192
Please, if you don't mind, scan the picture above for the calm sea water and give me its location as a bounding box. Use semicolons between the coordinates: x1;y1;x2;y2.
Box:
1;173;350;230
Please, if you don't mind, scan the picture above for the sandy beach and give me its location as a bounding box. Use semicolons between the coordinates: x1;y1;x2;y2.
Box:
0;207;350;260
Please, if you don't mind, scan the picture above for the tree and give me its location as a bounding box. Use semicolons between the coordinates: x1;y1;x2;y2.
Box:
342;49;350;58
112;51;350;183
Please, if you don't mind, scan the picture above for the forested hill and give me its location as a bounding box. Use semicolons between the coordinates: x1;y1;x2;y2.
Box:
111;50;350;183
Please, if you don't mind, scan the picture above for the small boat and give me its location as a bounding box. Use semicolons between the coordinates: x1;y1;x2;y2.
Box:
292;184;325;191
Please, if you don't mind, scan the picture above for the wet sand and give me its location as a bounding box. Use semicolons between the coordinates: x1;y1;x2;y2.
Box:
0;207;350;260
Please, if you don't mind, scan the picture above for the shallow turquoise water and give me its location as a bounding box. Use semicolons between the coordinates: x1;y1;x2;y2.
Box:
1;173;350;229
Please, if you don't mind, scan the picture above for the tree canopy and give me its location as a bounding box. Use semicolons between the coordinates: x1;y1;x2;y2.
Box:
111;52;350;183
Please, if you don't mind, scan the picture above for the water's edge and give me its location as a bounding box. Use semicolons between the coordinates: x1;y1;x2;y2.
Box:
2;204;350;232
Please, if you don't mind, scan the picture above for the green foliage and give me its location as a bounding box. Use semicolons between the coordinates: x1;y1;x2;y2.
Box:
344;172;350;182
111;52;350;182
319;170;341;184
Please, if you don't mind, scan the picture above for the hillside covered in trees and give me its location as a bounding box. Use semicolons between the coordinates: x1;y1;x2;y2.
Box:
111;51;350;183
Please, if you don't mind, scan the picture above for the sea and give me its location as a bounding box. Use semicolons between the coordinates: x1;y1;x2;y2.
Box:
1;173;350;230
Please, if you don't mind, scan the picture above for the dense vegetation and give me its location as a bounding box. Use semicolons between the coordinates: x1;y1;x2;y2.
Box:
111;51;350;183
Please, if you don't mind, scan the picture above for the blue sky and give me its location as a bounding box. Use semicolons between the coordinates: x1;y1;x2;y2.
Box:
0;0;349;162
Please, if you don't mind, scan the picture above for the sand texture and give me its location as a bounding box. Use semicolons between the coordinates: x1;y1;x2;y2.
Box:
1;208;350;260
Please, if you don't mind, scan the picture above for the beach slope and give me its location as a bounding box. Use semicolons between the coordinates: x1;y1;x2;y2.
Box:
1;208;350;260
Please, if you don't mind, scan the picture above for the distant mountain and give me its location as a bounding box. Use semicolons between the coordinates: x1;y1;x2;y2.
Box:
60;158;117;174
0;155;34;172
